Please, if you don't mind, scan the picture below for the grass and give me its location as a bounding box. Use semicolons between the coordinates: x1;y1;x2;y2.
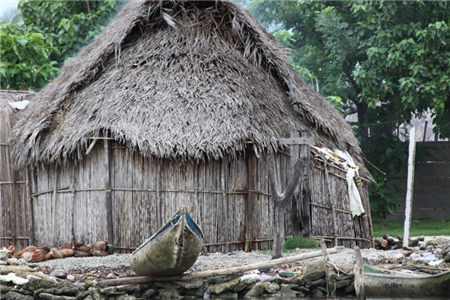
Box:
256;236;320;255
372;218;450;238
283;236;319;251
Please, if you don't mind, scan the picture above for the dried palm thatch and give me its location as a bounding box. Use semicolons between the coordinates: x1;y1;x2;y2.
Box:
11;0;367;176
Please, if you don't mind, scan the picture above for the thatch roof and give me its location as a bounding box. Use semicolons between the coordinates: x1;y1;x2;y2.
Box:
11;0;366;173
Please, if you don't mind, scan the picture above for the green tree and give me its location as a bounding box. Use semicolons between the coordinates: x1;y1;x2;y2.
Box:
19;0;125;65
1;22;60;89
1;0;124;90
248;1;450;217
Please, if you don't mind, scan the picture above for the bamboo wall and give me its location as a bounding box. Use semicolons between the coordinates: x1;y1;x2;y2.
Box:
0;100;30;249
310;153;372;248
21;140;372;252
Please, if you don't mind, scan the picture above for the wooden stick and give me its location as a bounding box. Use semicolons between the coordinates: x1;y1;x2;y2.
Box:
98;248;338;287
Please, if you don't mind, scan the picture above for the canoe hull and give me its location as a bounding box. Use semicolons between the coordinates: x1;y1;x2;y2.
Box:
364;261;450;297
130;207;203;276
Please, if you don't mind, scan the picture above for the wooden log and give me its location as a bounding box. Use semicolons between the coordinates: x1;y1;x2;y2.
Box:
374;238;389;250
354;246;366;300
98;248;338;287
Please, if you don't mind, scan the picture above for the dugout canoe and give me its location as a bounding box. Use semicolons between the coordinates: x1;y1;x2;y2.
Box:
130;206;204;276
363;259;450;297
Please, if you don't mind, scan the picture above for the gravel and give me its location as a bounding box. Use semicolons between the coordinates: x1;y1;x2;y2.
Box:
30;246;406;282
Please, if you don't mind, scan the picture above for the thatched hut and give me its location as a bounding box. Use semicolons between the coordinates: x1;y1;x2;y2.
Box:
1;90;34;249
11;0;373;252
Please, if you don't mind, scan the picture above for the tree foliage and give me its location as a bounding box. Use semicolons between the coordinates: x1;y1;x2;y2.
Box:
1;0;124;90
248;1;450;217
1;22;60;90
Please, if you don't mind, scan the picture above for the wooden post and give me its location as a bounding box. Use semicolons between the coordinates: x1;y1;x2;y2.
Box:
51;164;58;244
320;239;334;298
104;139;114;246
354;246;365;300
279;131;313;238
28;167;36;245
403;126;416;248
300;131;312;237
323;160;338;247
289;131;301;236
245;152;256;252
269;154;303;259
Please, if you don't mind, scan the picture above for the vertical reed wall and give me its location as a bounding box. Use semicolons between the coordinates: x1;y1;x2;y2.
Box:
0;99;30;249
17;141;372;251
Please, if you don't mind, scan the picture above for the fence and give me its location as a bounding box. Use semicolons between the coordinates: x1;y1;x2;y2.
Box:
389;141;450;220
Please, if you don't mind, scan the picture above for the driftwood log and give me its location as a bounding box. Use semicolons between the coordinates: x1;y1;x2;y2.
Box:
98;248;338;287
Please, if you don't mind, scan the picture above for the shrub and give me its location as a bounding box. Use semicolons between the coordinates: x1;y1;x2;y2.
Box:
284;236;319;251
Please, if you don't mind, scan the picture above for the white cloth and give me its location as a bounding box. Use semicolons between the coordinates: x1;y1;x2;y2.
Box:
312;146;365;217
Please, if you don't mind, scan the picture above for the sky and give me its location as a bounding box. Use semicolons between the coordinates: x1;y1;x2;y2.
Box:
0;0;20;19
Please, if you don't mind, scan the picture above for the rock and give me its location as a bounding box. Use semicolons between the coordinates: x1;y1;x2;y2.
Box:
297;286;310;294
154;282;181;290
7;258;20;265
264;283;280;294
173;279;204;289
335;278;353;289
344;282;355;293
233;274;260;292
209;278;240;294
66;275;75;281
312;288;325;298
300;260;326;283
0;248;9;261
0;260;8;265
116;284;140;293
159;288;181;299
243;282;268;298
308;278;325;287
4;291;34;300
99;287;122;296
1;284;13;293
50;269;68;279
279;285;298;297
38;293;77;300
116;295;136;300
444;252;450;263
409;236;425;247
334;264;354;274
211;292;238;299
0;265;35;275
141;288;156;299
0;273;29;285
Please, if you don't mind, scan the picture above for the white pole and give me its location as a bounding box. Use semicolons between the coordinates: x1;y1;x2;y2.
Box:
403;126;416;248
